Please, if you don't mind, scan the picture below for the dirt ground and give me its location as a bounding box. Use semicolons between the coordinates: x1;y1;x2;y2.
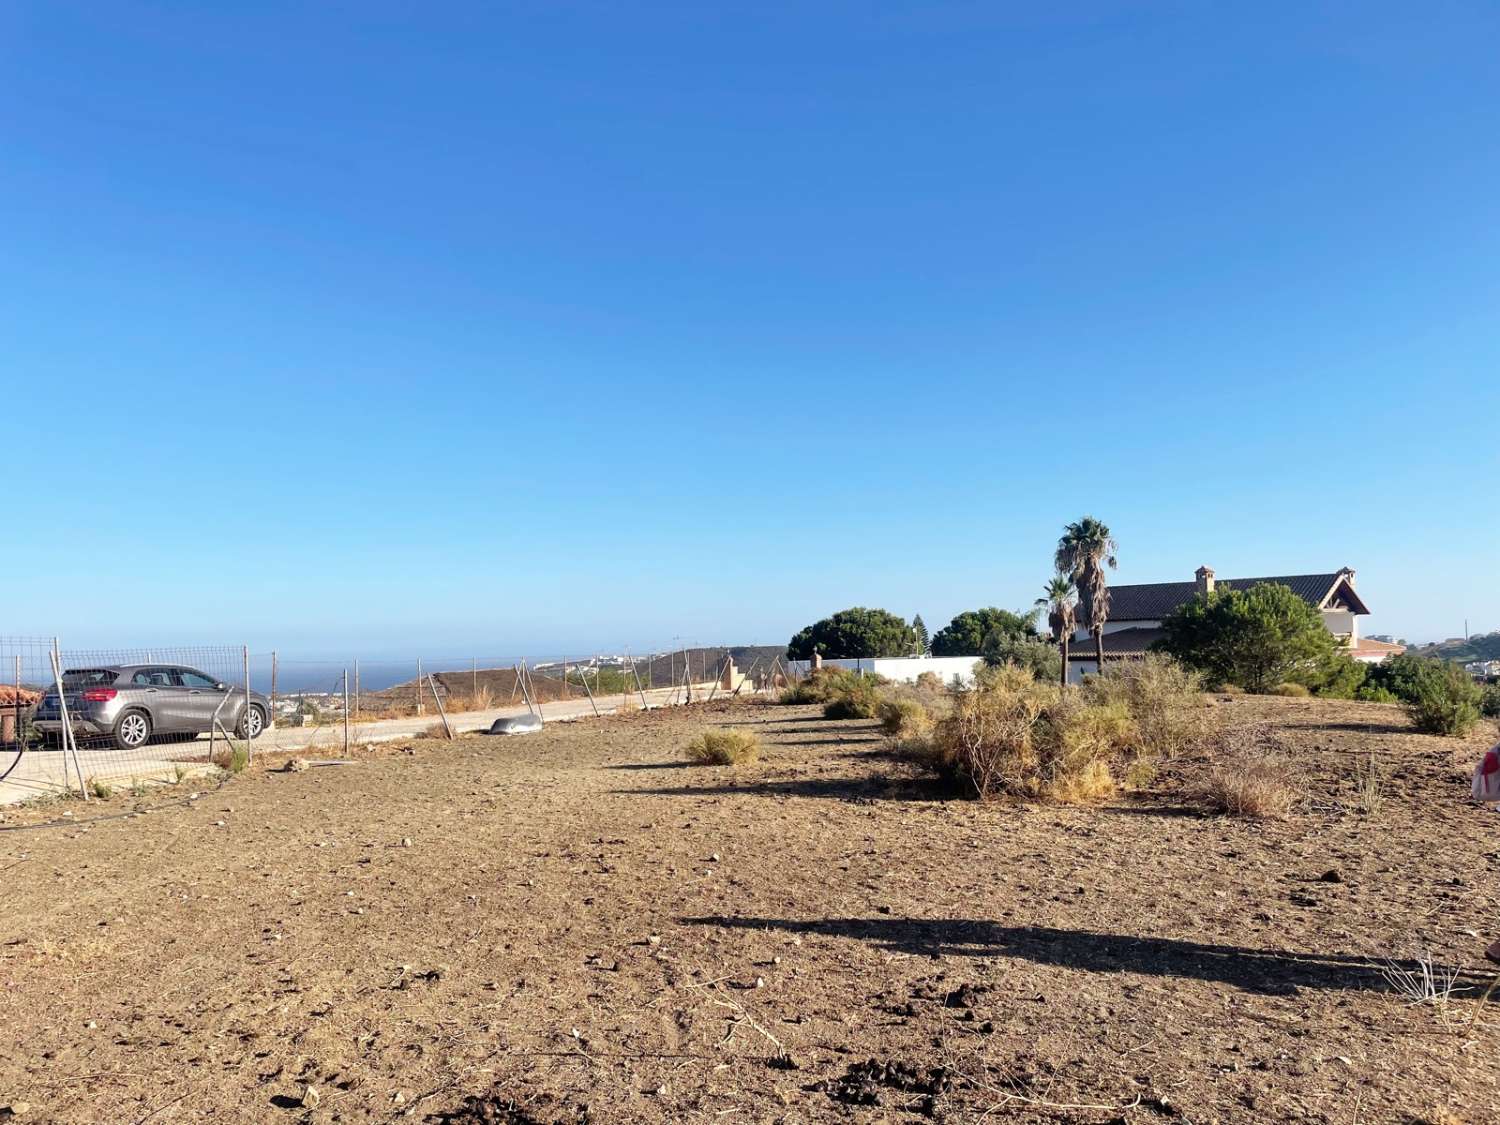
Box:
1;695;1498;1124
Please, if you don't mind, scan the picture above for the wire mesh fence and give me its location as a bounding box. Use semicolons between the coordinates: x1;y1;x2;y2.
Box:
0;637;258;804
1;637;790;807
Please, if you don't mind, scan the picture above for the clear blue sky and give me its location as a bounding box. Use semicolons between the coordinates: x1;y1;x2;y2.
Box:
4;2;1497;659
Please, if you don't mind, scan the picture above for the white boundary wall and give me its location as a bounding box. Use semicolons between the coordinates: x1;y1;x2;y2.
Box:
787;655;983;686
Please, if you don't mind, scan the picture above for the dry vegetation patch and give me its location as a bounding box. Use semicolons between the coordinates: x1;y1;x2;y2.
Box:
684;727;761;765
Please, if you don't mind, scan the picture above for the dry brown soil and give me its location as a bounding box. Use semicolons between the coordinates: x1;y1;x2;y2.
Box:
1;696;1498;1124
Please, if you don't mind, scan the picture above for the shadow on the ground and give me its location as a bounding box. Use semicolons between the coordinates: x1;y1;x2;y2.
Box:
616;774;956;802
750;732;876;741
1287;719;1413;736
1099;802;1208;819
604;760;697;771
676;915;1497;998
775;735;884;747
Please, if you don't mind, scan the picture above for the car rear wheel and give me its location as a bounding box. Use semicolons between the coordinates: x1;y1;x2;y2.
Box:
113;710;152;752
236;705;266;741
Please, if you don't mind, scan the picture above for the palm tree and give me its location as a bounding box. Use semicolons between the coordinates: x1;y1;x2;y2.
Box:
1036;575;1076;686
1055;517;1118;673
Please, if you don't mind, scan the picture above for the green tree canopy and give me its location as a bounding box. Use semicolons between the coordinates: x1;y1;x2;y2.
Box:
930;608;1037;657
911;615;930;656
982;633;1062;682
787;607;918;661
1156;582;1343;693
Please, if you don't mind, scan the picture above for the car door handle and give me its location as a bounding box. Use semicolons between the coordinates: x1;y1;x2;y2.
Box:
188;690;202;695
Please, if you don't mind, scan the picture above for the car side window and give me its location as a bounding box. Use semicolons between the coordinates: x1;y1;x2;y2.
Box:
179;671;219;690
132;668;177;687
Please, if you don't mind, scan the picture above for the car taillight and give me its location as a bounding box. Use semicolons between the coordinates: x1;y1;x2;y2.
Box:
82;688;118;702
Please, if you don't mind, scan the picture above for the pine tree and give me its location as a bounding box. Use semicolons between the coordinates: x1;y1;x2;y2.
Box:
912;614;930;656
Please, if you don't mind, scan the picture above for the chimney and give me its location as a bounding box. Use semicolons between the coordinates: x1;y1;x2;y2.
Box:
1195;565;1215;597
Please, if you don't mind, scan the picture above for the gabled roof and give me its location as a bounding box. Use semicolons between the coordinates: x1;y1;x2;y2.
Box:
1066;627;1164;660
1105;570;1369;622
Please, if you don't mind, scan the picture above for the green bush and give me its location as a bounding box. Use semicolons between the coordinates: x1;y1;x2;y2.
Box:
684;728;761;765
1357;685;1398;704
1362;653;1437;703
1482;684;1500;719
1402;661;1483;736
1313;655;1368;699
1270;683;1311;698
981;633;1062;682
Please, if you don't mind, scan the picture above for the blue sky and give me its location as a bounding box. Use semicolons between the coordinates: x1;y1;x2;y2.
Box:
3;2;1497;659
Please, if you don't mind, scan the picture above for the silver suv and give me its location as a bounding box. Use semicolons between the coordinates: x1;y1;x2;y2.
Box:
32;665;270;752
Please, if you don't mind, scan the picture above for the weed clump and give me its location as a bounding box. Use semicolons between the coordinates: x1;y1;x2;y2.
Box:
878;698;933;739
824;675;881;720
684;728;761;766
1270;683;1311;698
210;744;251;772
1199;725;1300;818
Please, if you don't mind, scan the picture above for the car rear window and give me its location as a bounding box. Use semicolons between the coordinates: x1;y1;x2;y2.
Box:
61;669;118;686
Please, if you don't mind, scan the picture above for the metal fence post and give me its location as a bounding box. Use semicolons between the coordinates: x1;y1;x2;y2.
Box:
243;645;252;761
343;669;350;757
50;639;87;798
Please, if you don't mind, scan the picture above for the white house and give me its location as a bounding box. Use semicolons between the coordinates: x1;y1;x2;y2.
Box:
1066;566;1381;683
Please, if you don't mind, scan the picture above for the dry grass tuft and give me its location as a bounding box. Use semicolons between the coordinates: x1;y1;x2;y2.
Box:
1353;752;1384;816
1270;682;1312;697
1200;725;1300;818
684;728;761;766
1378;947;1465;1006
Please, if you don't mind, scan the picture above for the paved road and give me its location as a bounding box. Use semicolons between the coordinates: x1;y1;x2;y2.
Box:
0;682;736;806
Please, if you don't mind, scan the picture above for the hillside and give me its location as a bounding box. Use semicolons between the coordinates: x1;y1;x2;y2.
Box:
632;645;787;686
1412;630;1500;663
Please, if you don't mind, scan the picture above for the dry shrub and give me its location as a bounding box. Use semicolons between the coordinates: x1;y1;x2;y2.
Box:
1270;682;1311;698
780;667;863;705
1084;654;1212;759
914;671;944;692
823;675;881;720
915;656;1213;803
684;728;761;766
1216;683;1247;696
878;697;933;739
1200;724;1300;818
